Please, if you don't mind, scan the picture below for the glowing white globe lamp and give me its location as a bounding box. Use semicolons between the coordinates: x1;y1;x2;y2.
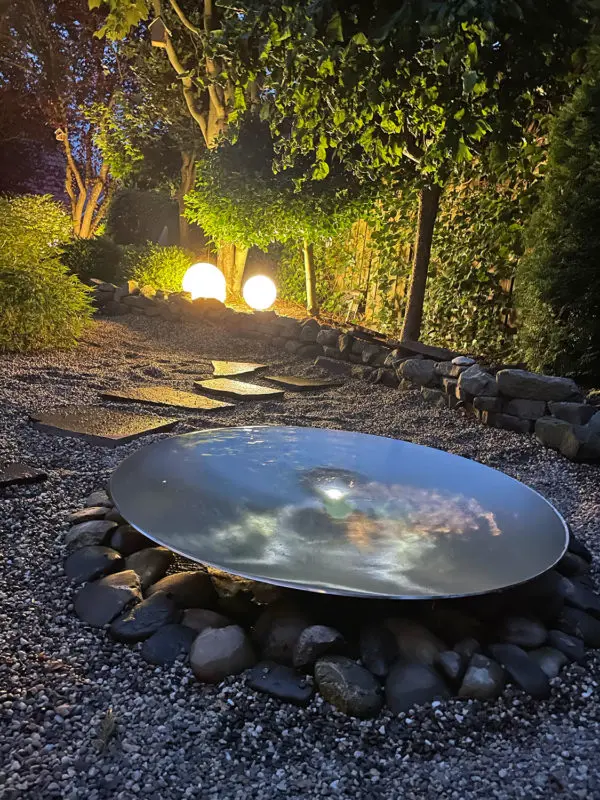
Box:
182;262;226;302
243;275;277;310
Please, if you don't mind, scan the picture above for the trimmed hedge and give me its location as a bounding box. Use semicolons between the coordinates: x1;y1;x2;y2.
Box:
516;75;600;382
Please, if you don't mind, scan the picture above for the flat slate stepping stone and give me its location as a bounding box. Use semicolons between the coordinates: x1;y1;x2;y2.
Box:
488;643;551;699
30;406;178;448
110;591;180;643
194;378;284;400
0;462;47;488
141;623;197;665
64;545;123;583
247;661;313;706
211;361;266;377
100;386;233;412
74;570;142;628
264;375;342;391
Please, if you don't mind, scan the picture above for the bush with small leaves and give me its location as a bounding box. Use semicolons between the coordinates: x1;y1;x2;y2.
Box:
123;243;195;293
0;195;94;352
61;236;124;284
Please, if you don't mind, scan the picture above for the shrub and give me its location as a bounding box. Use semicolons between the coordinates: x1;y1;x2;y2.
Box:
516;74;600;382
61;236;124;284
123;243;194;293
106;189;178;245
0;195;93;352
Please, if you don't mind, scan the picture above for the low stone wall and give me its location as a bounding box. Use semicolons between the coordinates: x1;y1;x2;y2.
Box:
90;278;600;462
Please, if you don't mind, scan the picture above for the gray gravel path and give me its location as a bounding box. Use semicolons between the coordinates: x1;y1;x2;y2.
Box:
1;315;599;800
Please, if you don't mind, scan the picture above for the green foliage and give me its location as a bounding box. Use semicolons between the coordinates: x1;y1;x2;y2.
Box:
91;0;149;40
249;1;591;187
0;195;93;352
107;189;179;245
278;235;358;316
517;74;600;381
185;123;373;249
123;243;194;293
84;101;145;183
61;236;124;284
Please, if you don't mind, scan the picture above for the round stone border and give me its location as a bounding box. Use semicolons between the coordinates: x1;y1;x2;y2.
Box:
64;487;600;718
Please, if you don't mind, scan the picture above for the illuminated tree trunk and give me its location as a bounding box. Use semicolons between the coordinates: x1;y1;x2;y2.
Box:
218;244;248;302
303;239;319;316
58;127;112;239
177;149;197;249
401;184;441;341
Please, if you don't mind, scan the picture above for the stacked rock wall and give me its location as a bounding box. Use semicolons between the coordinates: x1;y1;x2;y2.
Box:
90;279;600;462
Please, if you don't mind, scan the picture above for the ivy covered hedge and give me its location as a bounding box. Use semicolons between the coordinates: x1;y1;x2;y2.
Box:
275;140;544;362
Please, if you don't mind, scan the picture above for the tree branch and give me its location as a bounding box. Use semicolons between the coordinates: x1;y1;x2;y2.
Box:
153;0;209;144
168;0;201;35
57;127;85;196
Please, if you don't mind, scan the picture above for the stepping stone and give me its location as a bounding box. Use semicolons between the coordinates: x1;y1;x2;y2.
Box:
100;386;233;412
264;375;342;391
211;360;266;377
194;378;284;400
0;462;47;488
30;406;178;448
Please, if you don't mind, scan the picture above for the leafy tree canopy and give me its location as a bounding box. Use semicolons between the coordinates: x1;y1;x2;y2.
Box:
243;0;594;184
185;120;375;249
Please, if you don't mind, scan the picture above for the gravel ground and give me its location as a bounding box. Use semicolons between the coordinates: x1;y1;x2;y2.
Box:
1;315;599;800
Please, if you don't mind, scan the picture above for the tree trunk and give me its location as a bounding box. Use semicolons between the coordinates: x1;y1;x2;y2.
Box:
217;243;247;301
400;184;442;341
231;246;248;299
178;150;197;250
303;239;319;316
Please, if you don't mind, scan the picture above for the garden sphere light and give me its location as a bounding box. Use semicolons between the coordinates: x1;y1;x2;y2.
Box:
182;262;226;302
243;275;277;310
